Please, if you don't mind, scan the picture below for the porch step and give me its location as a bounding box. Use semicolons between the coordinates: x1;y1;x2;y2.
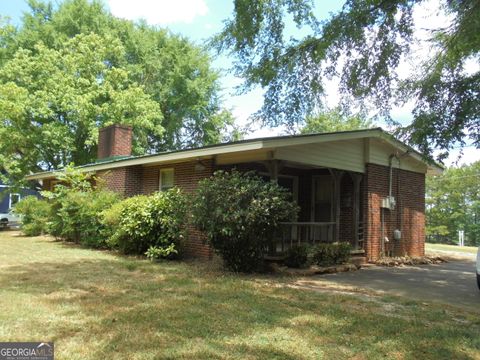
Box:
350;255;367;266
350;249;365;255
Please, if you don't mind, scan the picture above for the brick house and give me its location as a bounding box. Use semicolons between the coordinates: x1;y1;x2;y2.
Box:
26;125;442;262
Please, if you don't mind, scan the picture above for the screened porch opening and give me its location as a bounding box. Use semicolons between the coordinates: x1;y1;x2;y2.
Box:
217;160;365;256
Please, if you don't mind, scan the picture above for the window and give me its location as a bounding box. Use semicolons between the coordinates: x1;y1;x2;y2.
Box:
159;168;174;191
9;193;20;210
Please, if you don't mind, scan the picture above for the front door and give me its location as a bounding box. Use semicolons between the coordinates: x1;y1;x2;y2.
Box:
312;175;333;222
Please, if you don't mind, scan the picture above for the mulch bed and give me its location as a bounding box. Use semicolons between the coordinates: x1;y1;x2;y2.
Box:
374;256;447;267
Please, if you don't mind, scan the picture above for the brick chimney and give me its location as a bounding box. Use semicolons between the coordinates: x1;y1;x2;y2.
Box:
97;124;132;160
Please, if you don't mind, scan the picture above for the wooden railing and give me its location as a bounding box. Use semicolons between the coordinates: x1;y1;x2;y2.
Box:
357;221;364;250
269;222;336;255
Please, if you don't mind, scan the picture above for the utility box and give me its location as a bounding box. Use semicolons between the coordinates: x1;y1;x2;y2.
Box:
381;196;396;210
394;229;401;241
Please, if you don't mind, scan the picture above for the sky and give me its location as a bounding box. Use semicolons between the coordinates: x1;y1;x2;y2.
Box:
0;0;478;166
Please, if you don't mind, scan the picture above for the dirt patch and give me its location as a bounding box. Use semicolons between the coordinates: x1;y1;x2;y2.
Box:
272;263;360;276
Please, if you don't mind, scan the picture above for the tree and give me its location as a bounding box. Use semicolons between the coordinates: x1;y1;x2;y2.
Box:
0;0;237;183
0;33;161;182
300;108;374;134
214;0;479;159
426;162;480;246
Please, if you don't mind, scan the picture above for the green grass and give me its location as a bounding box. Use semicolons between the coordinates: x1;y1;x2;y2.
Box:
1;231;479;360
426;242;479;255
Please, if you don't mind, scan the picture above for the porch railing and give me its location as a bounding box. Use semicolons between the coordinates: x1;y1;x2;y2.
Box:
270;222;336;255
357;221;364;250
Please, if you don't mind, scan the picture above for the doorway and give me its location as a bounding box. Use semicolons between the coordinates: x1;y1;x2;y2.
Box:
311;175;333;222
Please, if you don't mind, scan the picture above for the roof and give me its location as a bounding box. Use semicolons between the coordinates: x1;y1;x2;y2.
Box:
25;128;443;180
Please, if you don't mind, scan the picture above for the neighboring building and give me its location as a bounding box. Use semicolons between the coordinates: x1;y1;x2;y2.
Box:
0;170;40;224
26;125;442;262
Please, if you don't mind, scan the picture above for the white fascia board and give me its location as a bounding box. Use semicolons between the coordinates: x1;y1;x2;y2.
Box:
25;141;265;180
377;134;444;174
25;128;442;180
261;129;381;149
25;132;377;180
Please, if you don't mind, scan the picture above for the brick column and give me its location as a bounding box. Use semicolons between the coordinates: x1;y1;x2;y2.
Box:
364;163;426;261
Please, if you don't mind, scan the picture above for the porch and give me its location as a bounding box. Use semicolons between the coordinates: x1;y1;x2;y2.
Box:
272;220;364;255
218;160;365;256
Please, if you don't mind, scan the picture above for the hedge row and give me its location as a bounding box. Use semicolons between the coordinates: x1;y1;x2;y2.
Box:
15;169;299;270
14;168;188;261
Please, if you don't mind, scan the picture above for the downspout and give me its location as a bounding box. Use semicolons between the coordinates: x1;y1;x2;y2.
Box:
388;154;400;200
383;152;410;257
382;154;400;257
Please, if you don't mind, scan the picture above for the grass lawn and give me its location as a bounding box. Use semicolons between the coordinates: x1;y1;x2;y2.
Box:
426;243;479;255
1;232;479;360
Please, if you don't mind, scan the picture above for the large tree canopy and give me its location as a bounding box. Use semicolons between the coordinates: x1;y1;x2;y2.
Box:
0;0;237;183
301;108;374;134
0;33;161;180
214;0;479;159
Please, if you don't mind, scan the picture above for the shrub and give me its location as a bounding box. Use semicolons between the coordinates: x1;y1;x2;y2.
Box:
104;189;188;257
145;244;178;261
100;200;125;245
52;189;119;246
192;170;299;272
13;196;51;236
284;244;310;268
312;242;351;266
42;166;120;247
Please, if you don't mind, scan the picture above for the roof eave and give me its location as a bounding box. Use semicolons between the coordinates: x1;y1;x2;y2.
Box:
25;128;442;180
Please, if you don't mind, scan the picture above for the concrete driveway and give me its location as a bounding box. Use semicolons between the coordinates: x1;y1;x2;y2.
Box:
300;257;480;309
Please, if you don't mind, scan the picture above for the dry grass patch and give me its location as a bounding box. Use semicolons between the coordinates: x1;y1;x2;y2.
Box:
0;231;479;359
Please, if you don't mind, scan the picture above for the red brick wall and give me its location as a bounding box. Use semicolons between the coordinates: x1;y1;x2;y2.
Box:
97;125;132;159
98;161;214;259
364;163;425;261
137;160;215;259
97;166;142;197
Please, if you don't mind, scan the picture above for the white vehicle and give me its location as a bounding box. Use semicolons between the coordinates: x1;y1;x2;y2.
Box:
0;212;21;228
477;247;480;290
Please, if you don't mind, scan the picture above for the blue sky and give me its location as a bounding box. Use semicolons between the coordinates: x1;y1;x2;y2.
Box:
1;0;478;165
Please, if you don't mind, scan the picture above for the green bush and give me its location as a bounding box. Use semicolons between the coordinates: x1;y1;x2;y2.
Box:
145;244;178;261
42;166;120;247
104;189;188;257
53;190;119;247
13;196;51;236
284;244;310;268
192;170;299;272
100;200;125;245
312;242;351;266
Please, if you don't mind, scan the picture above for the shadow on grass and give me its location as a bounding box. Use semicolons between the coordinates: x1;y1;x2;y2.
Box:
1;250;479;359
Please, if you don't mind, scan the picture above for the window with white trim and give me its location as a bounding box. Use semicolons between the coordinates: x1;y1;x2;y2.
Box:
159;168;174;191
9;193;20;210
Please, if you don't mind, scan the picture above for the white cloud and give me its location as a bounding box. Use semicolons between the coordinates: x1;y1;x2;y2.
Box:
107;0;208;25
